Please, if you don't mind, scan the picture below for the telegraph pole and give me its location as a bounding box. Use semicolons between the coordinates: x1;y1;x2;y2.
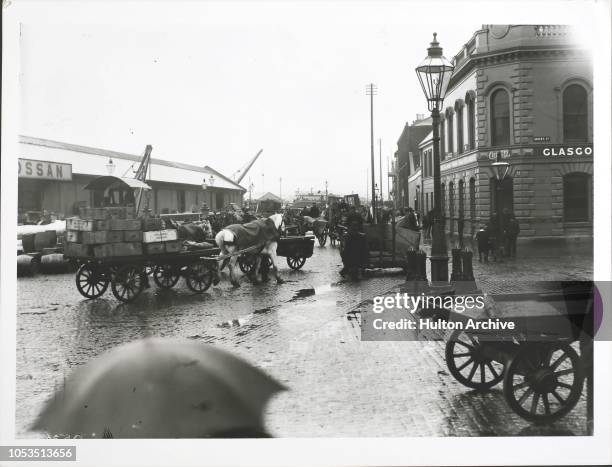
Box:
379;138;383;204
366;83;377;224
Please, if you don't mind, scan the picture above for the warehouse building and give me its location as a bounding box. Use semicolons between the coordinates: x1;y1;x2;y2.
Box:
17;136;246;222
401;25;593;253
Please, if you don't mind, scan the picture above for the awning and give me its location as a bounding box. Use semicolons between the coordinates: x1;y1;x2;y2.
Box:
83;176;152;191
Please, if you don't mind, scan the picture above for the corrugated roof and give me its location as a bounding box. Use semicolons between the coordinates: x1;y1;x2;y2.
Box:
19;135;246;192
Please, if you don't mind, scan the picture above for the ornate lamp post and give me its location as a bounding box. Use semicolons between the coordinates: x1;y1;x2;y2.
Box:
416;33;455;283
492;151;511;260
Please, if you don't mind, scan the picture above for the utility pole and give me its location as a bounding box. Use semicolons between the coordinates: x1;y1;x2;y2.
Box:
325;180;328;204
366;83;377;224
379;138;383;204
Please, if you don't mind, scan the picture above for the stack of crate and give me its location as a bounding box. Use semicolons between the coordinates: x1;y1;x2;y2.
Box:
141;217;182;254
65;207;142;258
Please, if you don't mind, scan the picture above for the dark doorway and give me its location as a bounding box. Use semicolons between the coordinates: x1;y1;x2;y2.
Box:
490;177;514;217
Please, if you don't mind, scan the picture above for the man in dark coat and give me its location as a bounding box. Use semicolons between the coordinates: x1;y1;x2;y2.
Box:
475;225;490;263
505;215;520;258
310;204;320;218
339;219;368;279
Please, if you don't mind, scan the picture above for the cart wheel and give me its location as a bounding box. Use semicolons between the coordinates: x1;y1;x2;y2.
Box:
286;256;306;270
330;235;337;247
153;264;180;289
111;265;146;303
317;231;328;247
445;329;505;390
503;342;584;423
185;263;213;293
75;263;109;299
238;255;255;274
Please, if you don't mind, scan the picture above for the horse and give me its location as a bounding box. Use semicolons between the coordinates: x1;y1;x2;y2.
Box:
215;213;285;287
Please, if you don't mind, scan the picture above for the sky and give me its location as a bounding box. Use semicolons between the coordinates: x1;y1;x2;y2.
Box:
16;1;597;201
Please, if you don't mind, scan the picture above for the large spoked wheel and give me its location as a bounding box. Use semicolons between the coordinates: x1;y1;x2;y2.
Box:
330;234;337;247
111;265;146;303
75;263;109;299
185;263;213;293
238;255;256;274
286;256;306;270
503;342;584;423
316;229;328;247
153;264;181;289
445;329;505;391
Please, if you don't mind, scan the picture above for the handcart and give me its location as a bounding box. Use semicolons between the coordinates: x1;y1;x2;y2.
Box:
442;281;594;423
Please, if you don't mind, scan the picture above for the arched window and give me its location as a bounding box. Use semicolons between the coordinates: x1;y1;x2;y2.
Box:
440;116;446;161
469;178;476;233
491;89;510;146
466;92;476;150
563;84;588;142
563;172;591;221
448;181;455;233
441;183;446;217
455;101;464;154
458;180;465;218
446;109;454;155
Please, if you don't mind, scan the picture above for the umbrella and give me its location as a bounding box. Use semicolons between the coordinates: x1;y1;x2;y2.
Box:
33;338;286;438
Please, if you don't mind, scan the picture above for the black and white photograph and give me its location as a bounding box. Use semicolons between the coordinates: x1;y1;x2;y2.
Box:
1;1;611;466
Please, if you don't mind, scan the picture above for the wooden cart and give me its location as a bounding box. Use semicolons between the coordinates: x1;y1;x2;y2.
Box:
442;282;594;423
68;248;220;303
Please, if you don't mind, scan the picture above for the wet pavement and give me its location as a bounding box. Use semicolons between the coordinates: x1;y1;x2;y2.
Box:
16;243;593;437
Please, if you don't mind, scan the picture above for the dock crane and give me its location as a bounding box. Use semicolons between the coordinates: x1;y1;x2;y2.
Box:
232;149;263;184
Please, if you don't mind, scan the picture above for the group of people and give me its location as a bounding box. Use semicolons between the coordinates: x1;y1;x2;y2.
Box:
475;208;520;262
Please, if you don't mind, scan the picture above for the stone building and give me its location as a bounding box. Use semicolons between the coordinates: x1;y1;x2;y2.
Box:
406;25;593;254
391;115;431;208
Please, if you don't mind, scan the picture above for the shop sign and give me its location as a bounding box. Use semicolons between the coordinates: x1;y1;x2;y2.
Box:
18;159;72;181
533;136;551;142
487;149;510;160
541;146;593;157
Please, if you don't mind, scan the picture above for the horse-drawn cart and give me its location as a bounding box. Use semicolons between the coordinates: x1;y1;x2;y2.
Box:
69;247;220;303
442;281;594;423
238;235;315;273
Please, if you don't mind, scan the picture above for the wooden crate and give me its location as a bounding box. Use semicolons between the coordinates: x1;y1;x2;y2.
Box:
143;242;165;255
93;244;114;258
111;242;143;256
65;242;92;258
66;217;95;232
109;219;142;231
65;230;82;243
96;220;110;231
123;231;142;242
82;231;123;244
142;217;164;231
142;229;178;243
164;240;183;253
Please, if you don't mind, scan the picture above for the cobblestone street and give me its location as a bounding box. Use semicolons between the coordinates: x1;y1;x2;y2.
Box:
16;243;593;438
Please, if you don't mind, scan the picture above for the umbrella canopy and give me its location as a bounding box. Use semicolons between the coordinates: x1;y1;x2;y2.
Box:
83;176;151;192
33;338;285;438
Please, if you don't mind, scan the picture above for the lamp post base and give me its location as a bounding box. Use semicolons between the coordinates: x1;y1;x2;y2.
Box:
429;255;449;285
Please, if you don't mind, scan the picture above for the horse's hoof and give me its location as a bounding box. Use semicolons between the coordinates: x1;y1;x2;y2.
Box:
231;281;241;288
276;278;285;285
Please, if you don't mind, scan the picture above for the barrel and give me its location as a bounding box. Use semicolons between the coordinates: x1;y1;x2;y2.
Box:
17;255;39;277
39;253;73;274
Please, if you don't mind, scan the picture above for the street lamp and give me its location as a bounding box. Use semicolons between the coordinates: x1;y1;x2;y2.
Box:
416;32;455;283
201;178;208;190
209;175;216;186
492;151;510;182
